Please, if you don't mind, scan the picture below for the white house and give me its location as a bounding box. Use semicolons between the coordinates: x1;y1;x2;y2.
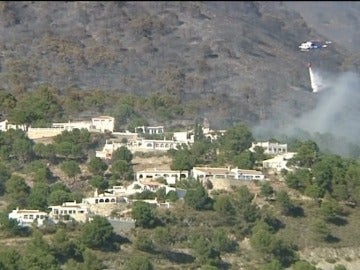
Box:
49;201;90;223
230;168;265;181
8;208;49;227
96;138;184;158
192;166;235;181
263;152;296;172
173;131;195;144
250;141;288;155
136;168;188;185
0;119;27;132
82;189;118;205
52;116;114;133
52;120;92;131
135;126;164;134
202;127;226;141
192;166;265;181
91;116;115;133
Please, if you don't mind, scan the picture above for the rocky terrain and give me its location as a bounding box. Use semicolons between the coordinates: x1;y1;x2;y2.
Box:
0;1;359;129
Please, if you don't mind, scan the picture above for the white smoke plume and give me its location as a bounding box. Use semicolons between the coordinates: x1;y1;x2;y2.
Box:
309;64;326;93
253;69;360;157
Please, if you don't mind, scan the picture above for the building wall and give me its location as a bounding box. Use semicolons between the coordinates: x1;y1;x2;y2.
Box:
92;116;114;132
27;128;64;139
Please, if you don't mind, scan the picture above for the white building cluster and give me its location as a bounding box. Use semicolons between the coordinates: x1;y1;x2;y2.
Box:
8;181;186;228
0;116;115;139
4;113;297;228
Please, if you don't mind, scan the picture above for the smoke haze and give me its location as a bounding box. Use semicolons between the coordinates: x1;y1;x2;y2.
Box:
253;69;360;157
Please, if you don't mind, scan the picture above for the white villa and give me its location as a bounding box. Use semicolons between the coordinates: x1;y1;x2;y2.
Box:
49;201;90;223
262;152;296;172
192;166;265;181
82;189;118;205
0;115;115;140
135;125;164;134
8;208;49;227
96;130;194;158
0;119;27;132
231;168;265;181
52;116;115;133
91;116;115;133
249;141;288;155
135;168;188;185
192;166;234;181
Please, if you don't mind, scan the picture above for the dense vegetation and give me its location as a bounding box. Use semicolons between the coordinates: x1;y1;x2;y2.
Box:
0;98;359;269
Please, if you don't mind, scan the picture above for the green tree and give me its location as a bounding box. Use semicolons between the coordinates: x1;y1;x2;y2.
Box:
0;211;28;237
20;231;61;270
26;160;53;183
292;260;316;270
236;185;255;206
262;259;284;270
123;256;154;270
9;85;63;128
153;226;173;253
89;176;108;192
191;235;221;266
165;190;178;202
214;194;236;216
334;264;347;270
0;129;34;164
131;201;158;228
111;146;133;163
113;103;135;126
253;145;268;164
260;181;274;199
276;190;295;216
190;139;217;165
291;140;319;168
88;157;108;176
310;218;331;242
63;248;103;270
5;175;30;208
0;248;21;270
53;129;92;159
250;227;276;254
319;198;344;223
233;150;255;169
134;233;155;253
33;143;57;163
12;135;35;164
184;183;213;210
28;182;50;210
0;162;11;195
48;189;74;206
170;147;195;173
61;160;81;183
219;123;253;160
212;228;237;253
0;91;17;114
50;228;79;264
285;169;312;192
304;184;323;199
80;216;115;250
111;160;134;180
155;187;166;203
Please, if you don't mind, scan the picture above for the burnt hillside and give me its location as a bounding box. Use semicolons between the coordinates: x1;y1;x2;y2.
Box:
0;1;356;128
